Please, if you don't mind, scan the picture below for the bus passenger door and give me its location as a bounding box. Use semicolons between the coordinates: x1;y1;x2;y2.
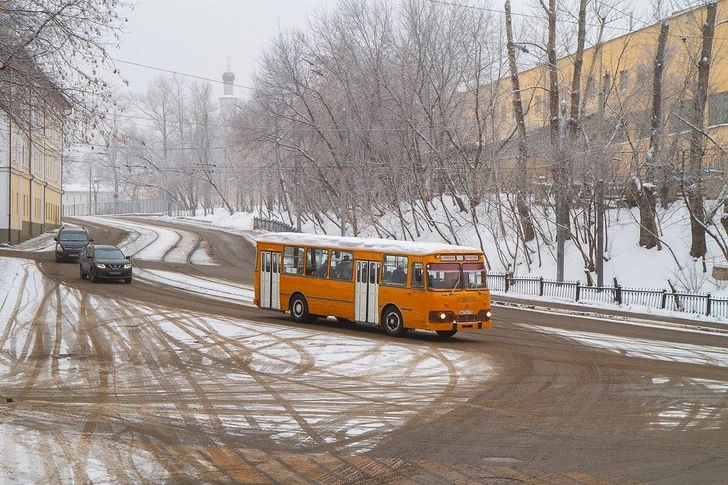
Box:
355;260;379;324
260;251;281;310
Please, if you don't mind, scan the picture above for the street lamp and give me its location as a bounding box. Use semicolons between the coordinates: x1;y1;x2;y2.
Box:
557;99;567;282
341;107;349;237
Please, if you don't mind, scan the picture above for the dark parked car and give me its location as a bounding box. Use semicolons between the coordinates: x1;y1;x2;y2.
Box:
80;244;133;283
54;226;93;262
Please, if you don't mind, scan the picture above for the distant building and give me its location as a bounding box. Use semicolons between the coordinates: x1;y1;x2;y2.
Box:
0;47;70;244
219;68;238;118
485;0;728;185
61;183;116;217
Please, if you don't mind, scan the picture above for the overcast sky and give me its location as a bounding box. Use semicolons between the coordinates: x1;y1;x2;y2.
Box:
110;0;330;97
107;0;661;101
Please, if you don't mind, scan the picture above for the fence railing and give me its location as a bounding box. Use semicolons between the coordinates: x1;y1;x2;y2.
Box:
63;198;191;217
487;273;728;319
253;217;299;233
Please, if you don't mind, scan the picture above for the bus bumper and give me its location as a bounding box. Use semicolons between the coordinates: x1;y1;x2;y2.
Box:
426;320;492;331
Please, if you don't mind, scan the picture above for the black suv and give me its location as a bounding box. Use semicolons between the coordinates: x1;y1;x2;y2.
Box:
54;226;93;262
80;244;133;283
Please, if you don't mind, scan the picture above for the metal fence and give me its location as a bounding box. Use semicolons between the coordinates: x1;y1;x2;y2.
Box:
63;198;191;217
253;217;299;233
487;273;728;319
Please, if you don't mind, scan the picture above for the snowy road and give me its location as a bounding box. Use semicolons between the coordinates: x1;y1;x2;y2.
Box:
0;215;726;484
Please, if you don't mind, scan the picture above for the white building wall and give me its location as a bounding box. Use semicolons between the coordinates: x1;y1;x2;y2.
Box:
0;112;8;167
0;112;8;231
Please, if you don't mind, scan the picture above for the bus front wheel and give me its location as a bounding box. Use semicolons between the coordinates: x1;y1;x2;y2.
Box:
382;306;405;337
290;294;313;323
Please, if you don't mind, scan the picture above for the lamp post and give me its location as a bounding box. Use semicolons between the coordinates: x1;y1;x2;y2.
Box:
294;146;302;232
341;107;349;237
556;99;567;282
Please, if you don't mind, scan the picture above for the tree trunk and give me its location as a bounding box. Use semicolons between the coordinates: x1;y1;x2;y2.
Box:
637;181;660;249
505;0;535;242
640;20;669;249
687;2;716;258
568;0;587;138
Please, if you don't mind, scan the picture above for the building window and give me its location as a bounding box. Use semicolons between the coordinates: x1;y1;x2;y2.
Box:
669;99;695;134
619;70;630;91
635;65;648;88
709;91;728;126
585;75;594;99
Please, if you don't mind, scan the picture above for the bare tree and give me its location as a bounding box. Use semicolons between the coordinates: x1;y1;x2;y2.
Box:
505;0;535;243
638;20;670;250
685;0;716;259
0;0;129;140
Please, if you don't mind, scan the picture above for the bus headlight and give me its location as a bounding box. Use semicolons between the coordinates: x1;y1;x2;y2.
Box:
429;311;456;323
477;309;492;321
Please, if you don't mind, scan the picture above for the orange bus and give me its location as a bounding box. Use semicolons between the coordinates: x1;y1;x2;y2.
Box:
254;233;491;337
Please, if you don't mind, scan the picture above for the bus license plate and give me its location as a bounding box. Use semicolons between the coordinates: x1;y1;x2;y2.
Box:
460;309;473;315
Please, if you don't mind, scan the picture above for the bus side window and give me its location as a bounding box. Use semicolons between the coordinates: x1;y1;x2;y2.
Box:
330;251;353;281
411;262;424;288
306;248;329;277
382;255;408;286
283;246;305;275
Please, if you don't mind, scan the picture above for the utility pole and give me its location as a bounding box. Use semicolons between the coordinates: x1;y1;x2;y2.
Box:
557;100;567;282
88;165;92;216
596;72;607;287
295;145;301;232
341;107;349;237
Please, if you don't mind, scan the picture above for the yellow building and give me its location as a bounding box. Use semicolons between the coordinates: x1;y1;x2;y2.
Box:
0;50;68;244
494;0;728;185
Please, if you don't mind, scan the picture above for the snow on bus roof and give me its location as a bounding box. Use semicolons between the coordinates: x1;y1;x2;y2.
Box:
254;232;482;255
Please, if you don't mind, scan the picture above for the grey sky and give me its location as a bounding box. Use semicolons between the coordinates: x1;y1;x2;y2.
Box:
111;0;329;96
108;0;658;99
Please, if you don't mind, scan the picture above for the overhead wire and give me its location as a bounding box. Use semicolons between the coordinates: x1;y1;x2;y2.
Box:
111;58;254;91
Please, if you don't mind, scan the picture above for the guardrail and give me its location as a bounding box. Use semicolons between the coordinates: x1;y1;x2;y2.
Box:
253;217;299;233
486;273;728;319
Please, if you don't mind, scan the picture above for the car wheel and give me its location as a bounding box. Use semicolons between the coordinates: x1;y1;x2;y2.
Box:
55;255;62;263
436;330;458;338
80;266;87;279
124;277;132;284
289;294;313;323
382;306;405;337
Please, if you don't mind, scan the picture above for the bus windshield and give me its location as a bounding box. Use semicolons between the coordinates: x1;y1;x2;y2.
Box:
463;262;487;289
426;262;487;290
426;263;461;290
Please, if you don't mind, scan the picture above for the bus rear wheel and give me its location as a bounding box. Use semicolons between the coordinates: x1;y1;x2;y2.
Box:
436;330;458;338
382;307;405;337
290;294;313;323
